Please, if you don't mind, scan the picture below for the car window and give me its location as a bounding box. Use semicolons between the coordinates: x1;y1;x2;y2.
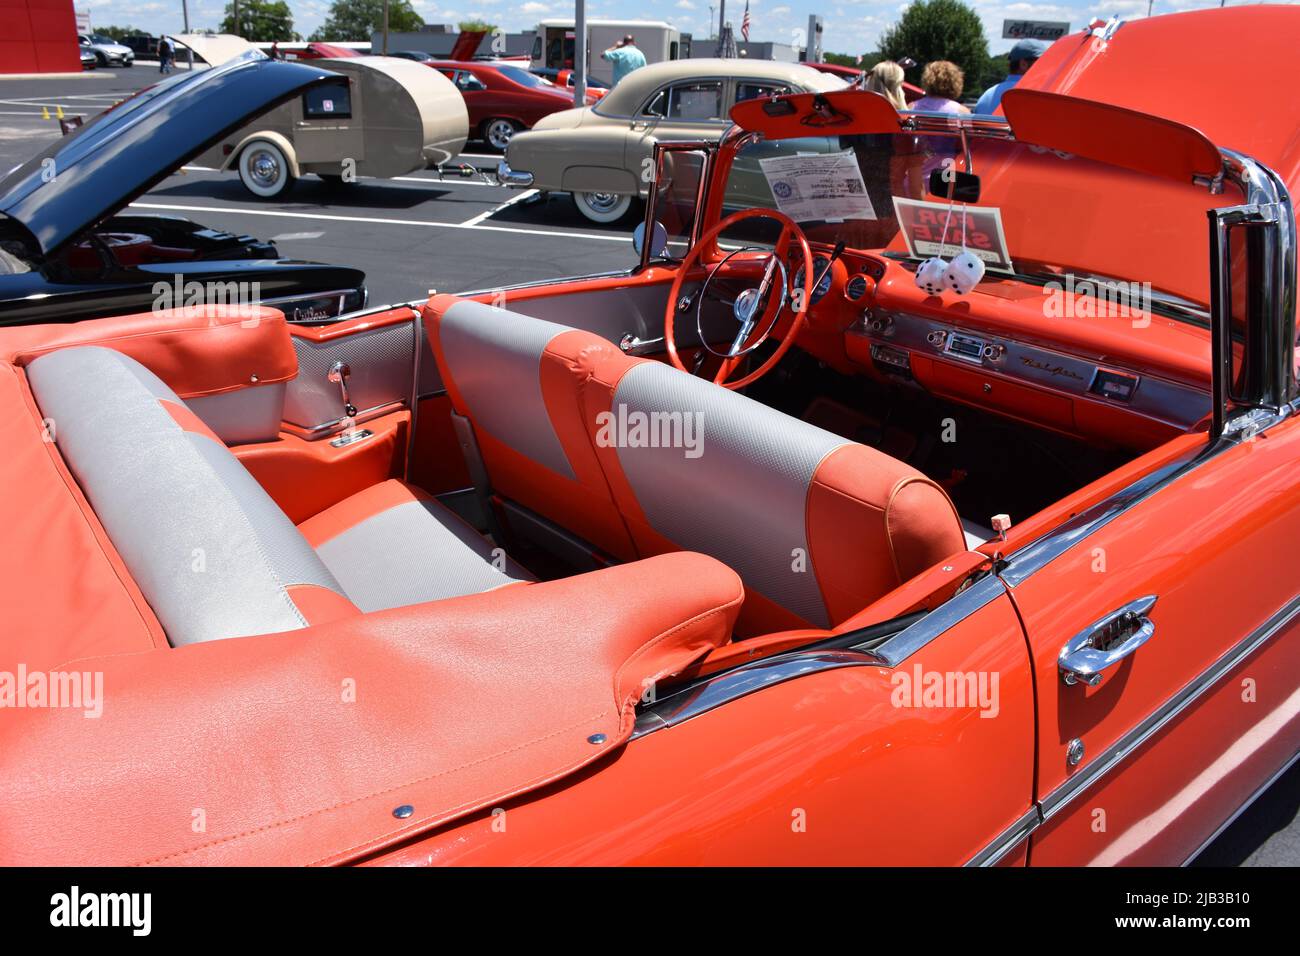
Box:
642;81;725;121
457;71;487;92
736;82;792;103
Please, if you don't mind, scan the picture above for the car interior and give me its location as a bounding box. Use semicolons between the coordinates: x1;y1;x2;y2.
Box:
0;109;1227;690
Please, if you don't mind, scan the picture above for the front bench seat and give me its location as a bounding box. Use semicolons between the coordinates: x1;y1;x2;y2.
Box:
26;346;529;646
582;352;968;634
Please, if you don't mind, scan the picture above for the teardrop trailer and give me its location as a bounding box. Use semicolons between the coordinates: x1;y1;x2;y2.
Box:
188;44;473;198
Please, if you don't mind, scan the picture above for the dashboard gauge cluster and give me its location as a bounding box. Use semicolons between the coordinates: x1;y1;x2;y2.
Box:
792;256;832;304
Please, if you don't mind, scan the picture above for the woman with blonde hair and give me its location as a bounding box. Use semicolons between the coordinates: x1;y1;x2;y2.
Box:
865;60;908;111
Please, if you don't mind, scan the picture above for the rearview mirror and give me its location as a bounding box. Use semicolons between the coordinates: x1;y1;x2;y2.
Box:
928;168;981;203
633;221;669;259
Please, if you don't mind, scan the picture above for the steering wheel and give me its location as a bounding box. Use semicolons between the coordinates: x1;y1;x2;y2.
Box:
664;208;814;390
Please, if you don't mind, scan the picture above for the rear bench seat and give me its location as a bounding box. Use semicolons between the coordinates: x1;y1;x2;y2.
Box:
26;346;531;646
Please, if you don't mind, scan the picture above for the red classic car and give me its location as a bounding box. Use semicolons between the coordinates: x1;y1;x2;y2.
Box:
0;7;1296;868
428;59;577;150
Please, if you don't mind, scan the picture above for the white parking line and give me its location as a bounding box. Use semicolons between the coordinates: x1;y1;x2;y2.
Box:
460;188;539;226
180;166;505;188
128;202;629;243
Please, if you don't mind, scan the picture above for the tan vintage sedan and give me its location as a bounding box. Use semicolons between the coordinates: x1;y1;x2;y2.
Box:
497;58;846;223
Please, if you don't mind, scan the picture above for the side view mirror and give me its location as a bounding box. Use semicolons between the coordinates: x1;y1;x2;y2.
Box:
928;168;982;203
633;221;669;258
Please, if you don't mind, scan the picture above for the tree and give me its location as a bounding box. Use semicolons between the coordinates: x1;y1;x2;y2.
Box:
458;20;498;34
94;24;148;39
310;0;424;41
877;0;990;97
220;0;298;41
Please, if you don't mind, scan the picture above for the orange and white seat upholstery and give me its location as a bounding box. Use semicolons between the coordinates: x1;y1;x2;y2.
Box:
26;346;530;646
423;293;637;560
583;353;968;633
422;295;968;636
298;479;532;613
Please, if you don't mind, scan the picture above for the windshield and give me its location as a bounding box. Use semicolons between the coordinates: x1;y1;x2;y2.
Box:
716;131;1242;319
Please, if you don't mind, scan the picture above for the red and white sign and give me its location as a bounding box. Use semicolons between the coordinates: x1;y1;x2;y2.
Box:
891;198;1015;272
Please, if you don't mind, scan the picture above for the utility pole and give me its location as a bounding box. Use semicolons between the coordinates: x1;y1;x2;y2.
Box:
383;0;390;56
232;0;239;37
574;0;587;105
181;0;193;69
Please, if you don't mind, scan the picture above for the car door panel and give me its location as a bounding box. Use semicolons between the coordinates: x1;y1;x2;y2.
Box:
1005;416;1300;863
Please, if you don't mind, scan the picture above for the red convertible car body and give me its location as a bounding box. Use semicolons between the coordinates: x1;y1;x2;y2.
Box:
0;7;1297;867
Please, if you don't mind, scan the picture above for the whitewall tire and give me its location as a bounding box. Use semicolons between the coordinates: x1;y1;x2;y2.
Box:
238;140;296;199
572;191;633;224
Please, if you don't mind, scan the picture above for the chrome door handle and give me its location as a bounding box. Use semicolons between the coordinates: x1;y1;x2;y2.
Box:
1059;595;1157;687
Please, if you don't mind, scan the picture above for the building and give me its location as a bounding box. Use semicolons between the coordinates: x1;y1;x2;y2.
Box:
370;28;536;59
3;0;81;73
689;39;801;62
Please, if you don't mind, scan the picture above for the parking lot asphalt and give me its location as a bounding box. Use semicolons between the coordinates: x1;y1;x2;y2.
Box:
2;67;1297;868
0;66;640;307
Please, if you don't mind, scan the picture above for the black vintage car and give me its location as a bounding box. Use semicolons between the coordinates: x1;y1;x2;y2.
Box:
0;52;366;327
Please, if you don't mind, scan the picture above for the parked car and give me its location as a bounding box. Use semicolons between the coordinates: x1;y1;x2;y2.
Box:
196;53;468;198
499;58;846;222
120;34;159;58
78;33;135;68
273;42;363;61
0;52;365;327
530;67;607;102
389;50;437;63
78;40;97;71
426;60;576;151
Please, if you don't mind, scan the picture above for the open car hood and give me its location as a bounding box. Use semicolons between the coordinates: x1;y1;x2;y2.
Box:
0;52;339;258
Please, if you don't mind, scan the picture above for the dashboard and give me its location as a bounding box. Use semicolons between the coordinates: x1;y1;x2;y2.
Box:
784;245;1212;450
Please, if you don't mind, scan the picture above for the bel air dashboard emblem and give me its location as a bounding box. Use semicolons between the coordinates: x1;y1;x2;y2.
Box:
1018;355;1086;382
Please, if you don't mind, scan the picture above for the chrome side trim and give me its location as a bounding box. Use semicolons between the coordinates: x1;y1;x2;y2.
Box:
966;806;1042;867
458;270;634;298
1182;747;1300;866
630;649;885;739
1038;590;1300;824
874;574;1005;666
279;400;406;440
631;575;1006;739
999;442;1213;588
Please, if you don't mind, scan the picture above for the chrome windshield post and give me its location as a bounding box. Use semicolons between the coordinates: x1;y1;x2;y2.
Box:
1207;150;1297;440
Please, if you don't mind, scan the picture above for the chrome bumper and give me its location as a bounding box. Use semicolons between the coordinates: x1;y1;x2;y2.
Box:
496;160;534;188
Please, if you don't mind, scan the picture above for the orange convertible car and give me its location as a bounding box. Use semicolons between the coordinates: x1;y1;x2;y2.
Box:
1;8;1297;866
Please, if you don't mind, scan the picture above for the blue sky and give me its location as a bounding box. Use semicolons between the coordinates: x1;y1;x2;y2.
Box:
82;0;1286;55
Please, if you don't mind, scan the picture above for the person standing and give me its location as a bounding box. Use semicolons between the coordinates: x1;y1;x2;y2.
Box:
864;60;907;110
973;39;1048;114
158;35;174;75
911;61;969;185
601;35;646;87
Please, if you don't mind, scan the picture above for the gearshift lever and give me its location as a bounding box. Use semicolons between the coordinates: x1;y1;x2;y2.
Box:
328;360;357;419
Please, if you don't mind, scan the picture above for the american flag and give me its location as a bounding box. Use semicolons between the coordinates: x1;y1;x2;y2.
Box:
741;1;751;41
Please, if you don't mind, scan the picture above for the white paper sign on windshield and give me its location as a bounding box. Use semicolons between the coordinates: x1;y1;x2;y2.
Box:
758;150;877;223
